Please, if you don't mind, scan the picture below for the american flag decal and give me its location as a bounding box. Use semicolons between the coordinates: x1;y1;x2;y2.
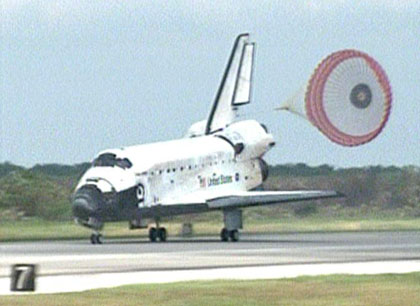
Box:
199;177;206;188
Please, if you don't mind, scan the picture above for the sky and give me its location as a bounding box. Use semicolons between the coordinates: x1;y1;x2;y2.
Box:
1;0;419;168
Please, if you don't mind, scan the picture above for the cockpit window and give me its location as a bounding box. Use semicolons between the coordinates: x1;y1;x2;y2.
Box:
92;153;132;169
116;158;133;169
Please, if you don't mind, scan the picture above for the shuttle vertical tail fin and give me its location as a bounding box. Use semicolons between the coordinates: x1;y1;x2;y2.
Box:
233;42;255;106
205;34;255;134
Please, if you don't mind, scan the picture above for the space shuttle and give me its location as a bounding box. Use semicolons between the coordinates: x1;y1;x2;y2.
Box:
72;34;392;244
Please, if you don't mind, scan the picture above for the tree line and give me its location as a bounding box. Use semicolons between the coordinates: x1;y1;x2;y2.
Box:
0;162;418;221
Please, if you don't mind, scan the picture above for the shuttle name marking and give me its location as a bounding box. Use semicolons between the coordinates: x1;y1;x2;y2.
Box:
200;175;233;188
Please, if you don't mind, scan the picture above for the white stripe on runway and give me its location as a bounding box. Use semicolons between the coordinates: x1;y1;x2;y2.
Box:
1;260;420;295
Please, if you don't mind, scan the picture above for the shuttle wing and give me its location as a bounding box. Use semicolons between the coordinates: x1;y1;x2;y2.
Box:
205;34;255;134
156;190;342;211
206;190;342;209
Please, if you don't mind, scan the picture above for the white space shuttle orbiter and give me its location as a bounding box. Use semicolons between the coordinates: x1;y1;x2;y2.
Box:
72;34;391;244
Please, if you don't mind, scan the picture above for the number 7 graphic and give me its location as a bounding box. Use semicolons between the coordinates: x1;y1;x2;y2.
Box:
11;264;36;292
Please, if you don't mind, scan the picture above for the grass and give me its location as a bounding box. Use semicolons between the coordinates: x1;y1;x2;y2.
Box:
0;216;419;242
1;273;420;305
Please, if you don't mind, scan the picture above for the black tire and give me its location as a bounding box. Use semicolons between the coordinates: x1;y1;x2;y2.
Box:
90;233;102;244
96;234;103;244
149;227;157;242
90;234;97;244
230;230;239;242
220;228;229;242
158;227;167;242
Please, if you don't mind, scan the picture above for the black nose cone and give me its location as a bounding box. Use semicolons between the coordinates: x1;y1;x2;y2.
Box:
72;186;102;221
72;197;95;220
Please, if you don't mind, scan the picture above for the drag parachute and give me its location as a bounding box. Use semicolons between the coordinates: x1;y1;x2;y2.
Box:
279;50;392;146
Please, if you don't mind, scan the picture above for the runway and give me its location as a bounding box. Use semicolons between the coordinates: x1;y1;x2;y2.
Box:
1;231;420;294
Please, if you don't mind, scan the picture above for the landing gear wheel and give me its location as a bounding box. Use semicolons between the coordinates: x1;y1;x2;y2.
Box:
220;228;229;242
158;227;167;242
229;229;239;242
90;233;102;244
149;227;158;242
96;234;103;244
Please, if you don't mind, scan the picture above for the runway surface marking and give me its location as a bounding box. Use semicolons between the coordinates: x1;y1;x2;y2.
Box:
1;231;420;295
3;242;420;264
1;260;420;295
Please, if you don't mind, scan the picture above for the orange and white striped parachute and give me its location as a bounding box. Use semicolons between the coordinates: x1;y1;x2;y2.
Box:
279;50;392;146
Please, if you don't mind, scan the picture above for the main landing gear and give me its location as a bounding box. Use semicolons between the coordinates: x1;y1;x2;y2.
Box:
221;209;242;242
90;232;103;244
220;228;239;242
149;218;167;242
149;227;167;242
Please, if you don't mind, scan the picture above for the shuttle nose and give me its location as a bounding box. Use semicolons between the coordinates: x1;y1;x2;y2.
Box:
72;186;102;221
72;197;95;220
